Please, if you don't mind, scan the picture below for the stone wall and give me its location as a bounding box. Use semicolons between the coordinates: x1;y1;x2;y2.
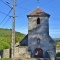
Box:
0;46;30;58
0;46;57;59
19;46;31;58
19;46;28;55
14;47;20;58
3;49;10;58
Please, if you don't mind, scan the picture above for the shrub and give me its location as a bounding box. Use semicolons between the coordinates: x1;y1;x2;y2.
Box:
56;52;60;57
0;41;10;50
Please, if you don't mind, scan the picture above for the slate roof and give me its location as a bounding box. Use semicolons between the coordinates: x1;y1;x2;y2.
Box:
27;8;50;17
20;35;28;46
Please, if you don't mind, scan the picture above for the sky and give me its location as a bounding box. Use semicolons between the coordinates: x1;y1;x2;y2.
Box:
0;0;60;38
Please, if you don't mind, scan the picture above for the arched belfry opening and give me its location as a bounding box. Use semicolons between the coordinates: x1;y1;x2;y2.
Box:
37;17;40;24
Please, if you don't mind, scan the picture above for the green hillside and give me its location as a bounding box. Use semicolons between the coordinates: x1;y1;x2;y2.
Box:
0;28;25;50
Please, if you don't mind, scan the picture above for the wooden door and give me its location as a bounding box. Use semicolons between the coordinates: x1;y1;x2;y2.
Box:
34;48;43;58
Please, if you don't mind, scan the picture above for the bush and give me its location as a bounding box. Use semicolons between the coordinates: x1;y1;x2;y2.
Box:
0;41;10;50
56;42;60;48
56;52;60;57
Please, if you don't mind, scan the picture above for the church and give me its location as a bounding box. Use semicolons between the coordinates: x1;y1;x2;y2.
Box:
20;7;56;60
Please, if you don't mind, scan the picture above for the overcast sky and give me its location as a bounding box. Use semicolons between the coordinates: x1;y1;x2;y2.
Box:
0;0;60;38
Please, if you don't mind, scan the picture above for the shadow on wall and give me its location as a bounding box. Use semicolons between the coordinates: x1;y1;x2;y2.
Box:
0;50;3;58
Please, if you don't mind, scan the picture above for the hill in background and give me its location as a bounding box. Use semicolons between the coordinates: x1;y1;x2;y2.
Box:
0;28;60;50
0;28;25;50
53;38;60;41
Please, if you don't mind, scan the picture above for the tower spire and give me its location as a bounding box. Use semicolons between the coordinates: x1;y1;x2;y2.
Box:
37;0;40;8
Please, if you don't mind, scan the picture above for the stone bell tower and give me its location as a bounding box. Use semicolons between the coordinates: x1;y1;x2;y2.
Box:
27;8;56;60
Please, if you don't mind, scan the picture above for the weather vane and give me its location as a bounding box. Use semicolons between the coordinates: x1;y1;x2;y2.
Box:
37;0;40;8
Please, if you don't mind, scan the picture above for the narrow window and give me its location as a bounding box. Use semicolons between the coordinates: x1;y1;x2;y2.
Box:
37;38;40;44
37;17;40;24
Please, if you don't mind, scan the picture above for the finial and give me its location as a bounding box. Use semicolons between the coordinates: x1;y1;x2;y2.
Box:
37;0;40;8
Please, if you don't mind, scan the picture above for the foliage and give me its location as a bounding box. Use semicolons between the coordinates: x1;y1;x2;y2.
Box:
55;40;60;48
0;28;25;50
56;42;60;48
54;38;60;48
0;40;10;50
56;52;60;57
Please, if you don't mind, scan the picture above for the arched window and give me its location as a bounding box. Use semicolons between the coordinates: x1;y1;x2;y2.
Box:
37;17;40;24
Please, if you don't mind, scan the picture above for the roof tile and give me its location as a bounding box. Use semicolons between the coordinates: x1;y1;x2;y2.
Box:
27;8;50;17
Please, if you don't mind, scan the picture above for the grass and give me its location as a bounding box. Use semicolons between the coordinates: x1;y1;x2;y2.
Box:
0;58;11;60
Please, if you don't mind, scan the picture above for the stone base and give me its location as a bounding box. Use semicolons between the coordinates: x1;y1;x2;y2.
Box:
50;57;55;60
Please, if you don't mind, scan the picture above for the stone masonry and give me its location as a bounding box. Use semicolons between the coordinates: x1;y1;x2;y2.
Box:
27;8;56;60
